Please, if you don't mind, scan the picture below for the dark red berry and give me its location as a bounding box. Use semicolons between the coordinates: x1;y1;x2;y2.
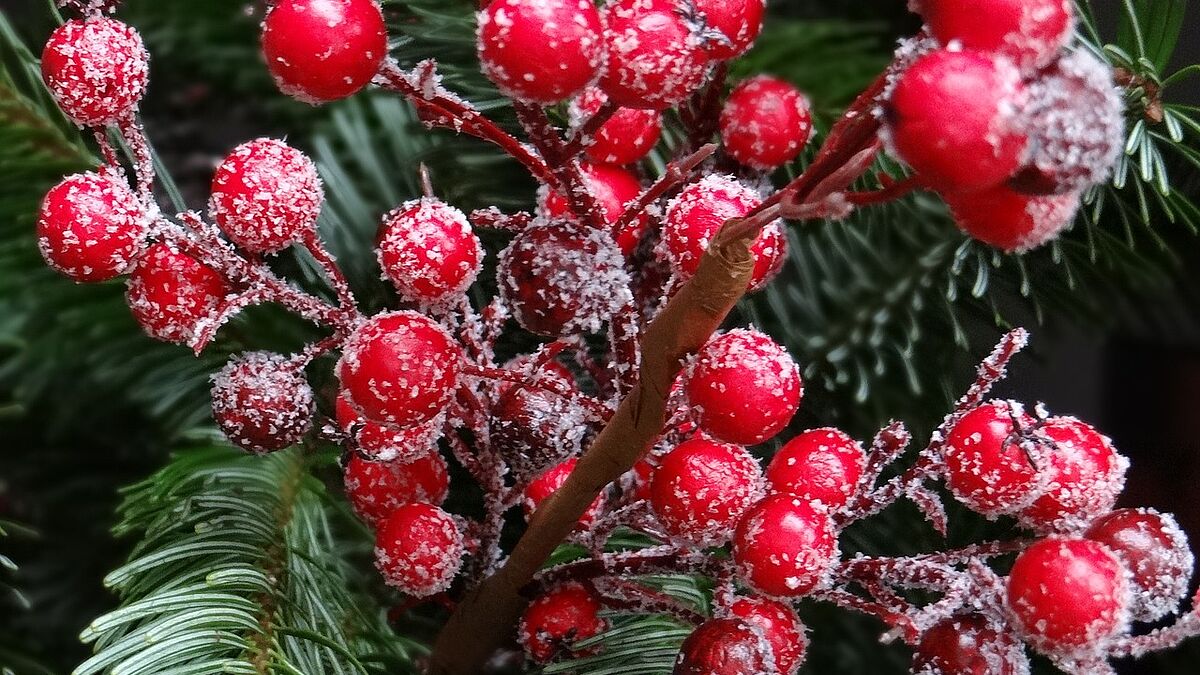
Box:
523;458;605;528
571;87;662;166
490;369;596;479
210;351;314;453
377;198;483;305
126;243;229;345
335;392;443;463
374;502;463;597
42;18;148;126
732;494;837;597
650;435;763;545
344;451;449;528
517;583;608;663
1086;508;1194;623
727;596;808;674
539;163;649;257
673;618;771;675
766;427;864;510
912;613;1028;675
943;400;1043;516
601;0;710;110
694;0;764;60
1016;416;1127;533
914;0;1073;72
262;0;387;104
37;170;146;282
944;183;1079;253
209;138;324;253
720;76;813;170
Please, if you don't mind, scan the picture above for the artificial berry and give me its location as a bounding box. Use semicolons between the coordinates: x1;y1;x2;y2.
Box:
539;163;648;256
649;436;763;545
344;452;450;528
523;458;605;528
673;618;771;675
720;76;813;171
497;219;632;337
1006;537;1129;654
660;174;787;291
570;87;662;166
37;170;146;282
1016;416;1127;533
1086;508;1194;623
942;400;1043;517
913;0;1073;73
337;311;461;428
732;494;837;597
694;0;765;60
261;0;387;104
126;243;229;345
944;184;1080;253
727;596;808;674
377;198;483;305
601;0;710;110
490;369;595;479
885;49;1028;192
477;0;605;105
210;351;314;454
517;583;608;663
41;18;148;126
209;138;324;254
766;427;864;510
335;392;443;463
911;613;1028;675
374;502;464;597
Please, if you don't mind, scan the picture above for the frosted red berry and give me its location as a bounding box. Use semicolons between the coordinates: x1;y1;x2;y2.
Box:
727;596;808;675
344;452;450;528
600;0;710;110
766;427;864;510
335;392;443;463
694;0;765;60
518;583;608;663
523;458;605;528
126;243;229;345
37;171;146;282
41;18;148;126
571;87;662;166
1086;508;1194;623
209;138;324;254
733;494;836;597
673;618;771;675
337;311;461;428
914;0;1073;73
261;0;387;104
498;219;632;337
649;436;763;545
885;49;1028;192
660;174;787;291
942;400;1043;516
912;613;1028;675
1016;416;1127;533
478;0;605;105
1006;537;1129;654
720;76;813;170
944;184;1080;253
210;351;315;454
539;163;649;256
374;502;464;597
684;329;801;446
377;198;483;305
490;370;595;479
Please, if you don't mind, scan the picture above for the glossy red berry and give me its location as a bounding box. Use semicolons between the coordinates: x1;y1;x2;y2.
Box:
601;0;710;110
377;198;483;305
210;351;315;454
571;87;662;166
518;583;608;663
733;494;837;597
914;0;1073;72
344;452;450;527
498;219;632;337
478;0;605;105
720;76;813;170
490;370;595;479
337;311;461;428
374;502;463;597
944;184;1080;253
41;18;148;126
1006;537;1129;654
942;400;1043;516
539;163;649;256
37;171;146;282
727;596;808;674
1086;508;1194;623
685;329;801;446
1016;416;1127;533
673;618;771;675
209;138;324;253
335;392;443;463
885;49;1028;192
694;0;765;60
126;243;229;345
650;436;763;545
912;613;1028;675
261;0;387;104
523;458;605;528
660;174;787;291
766;428;864;510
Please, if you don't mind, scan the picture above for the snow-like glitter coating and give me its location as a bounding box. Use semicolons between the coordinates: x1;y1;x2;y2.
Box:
732;494;837;597
1086;508;1194;623
673;617;774;675
517;582;608;663
210;351;315;454
261;0;387;104
649;435;764;545
600;0;710;110
209;138;324;253
1016;416;1128;533
727;596;808;675
374;502;464;597
377;198;483;305
126;243;229;345
766;427;864;510
344;451;450;527
570;87;662;166
42;18;148;126
913;0;1074;72
720;76;813;170
944;184;1080;253
37;171;147;282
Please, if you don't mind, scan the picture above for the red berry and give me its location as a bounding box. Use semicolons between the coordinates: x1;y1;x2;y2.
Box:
727;596;808;674
478;0;605;105
912;613;1028;675
518;583;608;663
570;87;662;166
944;184;1080;253
673;618;771;675
660;174;787;291
344;452;450;527
210;351;315;453
1086;508;1194;623
1016;416;1127;533
337;311;461;428
685;329;801;445
523;458;605;528
336;392;443;462
261;0;387;104
374;502;464;597
497;219;632;337
732;494;837;597
914;0;1073;72
377;198;483;305
885;49;1028;192
37;171;146;282
601;0;710;110
650;436;763;545
720;76;813;171
126;243;229;345
942;400;1043;516
539;163;649;257
766;428;864;510
1006;537;1129;654
490;370;595;479
209;138;324;253
694;0;764;60
41;18;148;126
